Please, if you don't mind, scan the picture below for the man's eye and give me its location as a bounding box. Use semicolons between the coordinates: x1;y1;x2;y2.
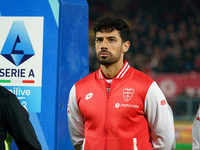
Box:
96;38;102;42
109;39;115;42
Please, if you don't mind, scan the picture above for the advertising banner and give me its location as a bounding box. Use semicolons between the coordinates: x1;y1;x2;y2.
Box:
154;73;200;98
0;17;43;112
175;121;193;144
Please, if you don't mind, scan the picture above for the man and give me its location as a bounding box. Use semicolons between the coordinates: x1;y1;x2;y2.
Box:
0;86;42;150
68;17;175;150
192;105;200;150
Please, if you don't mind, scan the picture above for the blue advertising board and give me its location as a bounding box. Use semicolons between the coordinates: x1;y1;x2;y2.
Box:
0;0;88;149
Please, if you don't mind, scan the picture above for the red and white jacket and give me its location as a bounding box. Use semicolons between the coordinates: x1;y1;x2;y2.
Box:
68;61;175;150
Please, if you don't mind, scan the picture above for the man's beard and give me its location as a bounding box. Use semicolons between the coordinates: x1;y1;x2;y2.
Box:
97;50;121;66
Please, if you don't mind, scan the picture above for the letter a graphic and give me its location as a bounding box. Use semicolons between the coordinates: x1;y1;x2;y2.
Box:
1;21;35;66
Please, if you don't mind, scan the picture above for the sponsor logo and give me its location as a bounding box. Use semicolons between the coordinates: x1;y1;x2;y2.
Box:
115;103;139;109
123;88;134;102
115;103;120;108
1;21;35;66
85;92;93;100
161;99;166;105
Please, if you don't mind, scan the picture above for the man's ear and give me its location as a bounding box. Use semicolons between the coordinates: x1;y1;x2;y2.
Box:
122;41;130;53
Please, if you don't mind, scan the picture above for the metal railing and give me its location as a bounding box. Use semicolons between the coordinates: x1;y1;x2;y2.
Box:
168;96;200;121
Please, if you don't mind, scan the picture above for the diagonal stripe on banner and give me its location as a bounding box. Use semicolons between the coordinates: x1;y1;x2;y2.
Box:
29;113;49;150
48;0;59;27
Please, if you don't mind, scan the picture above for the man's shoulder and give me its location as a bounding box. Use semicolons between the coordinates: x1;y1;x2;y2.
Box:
129;67;154;83
0;86;14;98
76;71;97;85
0;86;17;104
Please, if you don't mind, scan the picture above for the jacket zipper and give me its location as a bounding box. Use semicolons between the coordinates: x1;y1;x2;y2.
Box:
104;79;113;150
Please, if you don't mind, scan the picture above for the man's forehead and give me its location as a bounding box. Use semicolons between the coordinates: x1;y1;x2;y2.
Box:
96;29;120;38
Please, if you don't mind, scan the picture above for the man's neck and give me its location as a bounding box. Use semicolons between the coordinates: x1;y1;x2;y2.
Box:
100;61;124;79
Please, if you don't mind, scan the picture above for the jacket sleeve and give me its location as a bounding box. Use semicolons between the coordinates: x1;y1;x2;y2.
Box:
192;105;200;150
3;91;42;150
144;81;175;150
68;84;85;150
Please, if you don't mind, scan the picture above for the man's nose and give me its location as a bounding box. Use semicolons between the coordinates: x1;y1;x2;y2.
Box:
100;39;108;50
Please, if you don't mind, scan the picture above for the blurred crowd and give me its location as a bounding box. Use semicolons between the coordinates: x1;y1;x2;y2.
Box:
87;0;200;74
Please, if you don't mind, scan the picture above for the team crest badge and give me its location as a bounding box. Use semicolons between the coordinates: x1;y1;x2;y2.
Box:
123;88;134;102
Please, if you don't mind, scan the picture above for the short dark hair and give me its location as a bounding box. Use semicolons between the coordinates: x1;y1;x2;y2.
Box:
93;17;131;42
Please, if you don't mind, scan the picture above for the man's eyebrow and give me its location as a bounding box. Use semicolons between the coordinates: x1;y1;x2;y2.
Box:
107;36;117;39
96;36;116;39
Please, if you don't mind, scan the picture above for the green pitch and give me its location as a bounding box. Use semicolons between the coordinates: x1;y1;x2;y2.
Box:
176;143;192;150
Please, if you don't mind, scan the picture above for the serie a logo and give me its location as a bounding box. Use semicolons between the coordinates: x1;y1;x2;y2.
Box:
1;21;35;66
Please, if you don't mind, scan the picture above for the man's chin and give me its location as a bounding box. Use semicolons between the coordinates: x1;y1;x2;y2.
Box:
98;59;113;66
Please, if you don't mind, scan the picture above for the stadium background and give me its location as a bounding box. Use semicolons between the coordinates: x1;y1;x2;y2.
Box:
87;0;200;149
